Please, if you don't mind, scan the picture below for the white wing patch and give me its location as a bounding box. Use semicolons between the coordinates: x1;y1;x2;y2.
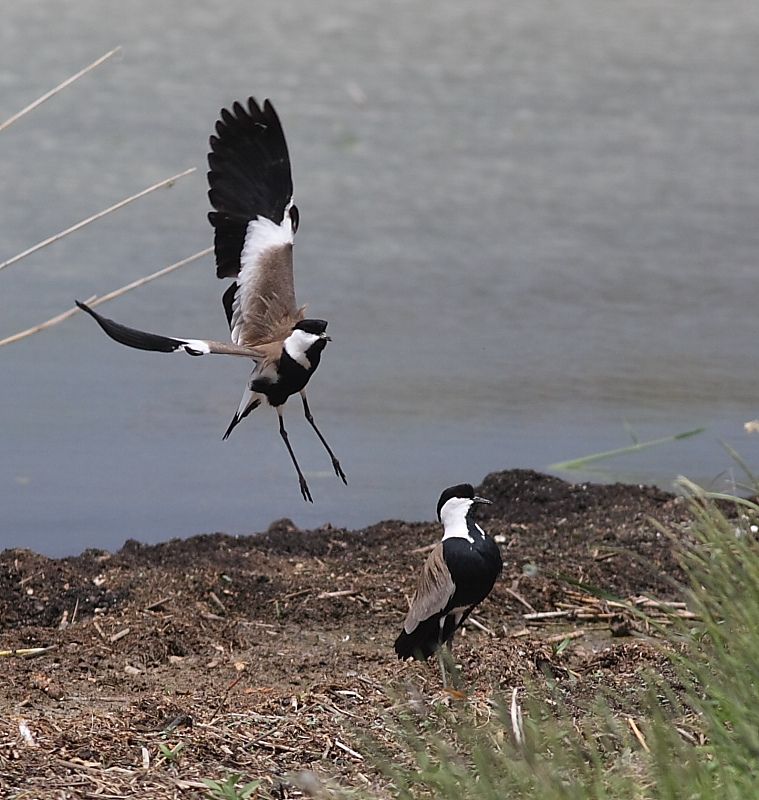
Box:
240;215;293;277
230;214;294;345
180;339;212;355
229;297;246;345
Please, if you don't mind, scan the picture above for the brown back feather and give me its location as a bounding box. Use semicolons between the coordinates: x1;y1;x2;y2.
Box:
235;244;305;346
403;543;455;635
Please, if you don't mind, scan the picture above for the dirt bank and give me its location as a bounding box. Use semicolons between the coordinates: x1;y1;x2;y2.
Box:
0;470;694;798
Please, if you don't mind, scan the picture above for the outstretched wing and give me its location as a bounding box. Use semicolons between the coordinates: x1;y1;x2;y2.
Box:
208;98;303;347
402;543;456;635
76;301;264;358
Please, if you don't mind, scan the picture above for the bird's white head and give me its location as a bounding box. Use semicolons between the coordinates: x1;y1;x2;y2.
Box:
436;483;492;541
284;319;331;369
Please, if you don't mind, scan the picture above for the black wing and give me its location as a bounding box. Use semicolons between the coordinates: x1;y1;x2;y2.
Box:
208;98;296;280
76;301;263;358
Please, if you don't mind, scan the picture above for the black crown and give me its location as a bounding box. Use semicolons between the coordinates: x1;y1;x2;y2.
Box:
436;483;475;520
294;319;328;335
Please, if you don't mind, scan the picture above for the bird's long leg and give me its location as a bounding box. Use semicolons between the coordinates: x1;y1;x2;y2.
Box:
445;639;462;690
437;650;448;688
277;407;313;503
300;391;347;484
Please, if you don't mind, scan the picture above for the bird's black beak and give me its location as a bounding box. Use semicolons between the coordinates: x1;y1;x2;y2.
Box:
321;334;332;342
473;495;492;505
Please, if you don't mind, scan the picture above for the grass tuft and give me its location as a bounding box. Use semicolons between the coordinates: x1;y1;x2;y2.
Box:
301;479;759;799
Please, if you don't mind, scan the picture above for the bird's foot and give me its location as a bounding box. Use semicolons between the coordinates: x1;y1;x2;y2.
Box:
299;476;314;503
332;458;348;485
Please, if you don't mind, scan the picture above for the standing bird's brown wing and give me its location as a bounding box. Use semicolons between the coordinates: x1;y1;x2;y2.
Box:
208;98;304;348
402;543;455;635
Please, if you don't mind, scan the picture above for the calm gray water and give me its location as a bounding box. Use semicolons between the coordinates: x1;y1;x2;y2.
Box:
3;1;759;556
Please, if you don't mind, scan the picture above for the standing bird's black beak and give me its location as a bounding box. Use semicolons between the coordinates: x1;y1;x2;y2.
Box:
473;496;492;505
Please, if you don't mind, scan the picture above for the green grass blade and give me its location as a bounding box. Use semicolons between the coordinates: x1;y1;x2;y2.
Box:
549;427;706;471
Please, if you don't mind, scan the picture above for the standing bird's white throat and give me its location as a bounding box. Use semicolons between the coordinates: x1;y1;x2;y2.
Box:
76;97;346;502
394;483;503;681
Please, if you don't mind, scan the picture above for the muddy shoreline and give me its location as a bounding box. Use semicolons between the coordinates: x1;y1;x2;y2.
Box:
0;470;693;798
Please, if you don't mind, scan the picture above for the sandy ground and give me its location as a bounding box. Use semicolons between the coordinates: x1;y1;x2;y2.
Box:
0;469;695;798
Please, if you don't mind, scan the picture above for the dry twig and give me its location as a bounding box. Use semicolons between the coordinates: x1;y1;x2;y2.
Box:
208;674;244;724
510;687;525;746
409;542;437;555
0;47;121;133
143;596;173;612
505;586;536;612
0;168;195;274
208;592;227;615
0;247;212;347
627;717;650;753
0;645;56;659
465;616;495;636
317;589;357;599
523;591;697;629
109;628;130;644
334;738;364;761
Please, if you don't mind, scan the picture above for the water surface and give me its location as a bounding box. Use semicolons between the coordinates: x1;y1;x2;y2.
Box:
2;2;759;555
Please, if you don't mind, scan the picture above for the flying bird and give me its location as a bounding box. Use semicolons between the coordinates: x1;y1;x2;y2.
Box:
77;97;346;502
395;483;502;683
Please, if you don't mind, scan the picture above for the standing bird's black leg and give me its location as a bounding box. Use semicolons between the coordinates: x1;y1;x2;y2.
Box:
435;640;463;691
444;637;462;690
437;628;455;689
437;651;448;688
300;392;347;484
277;408;313;503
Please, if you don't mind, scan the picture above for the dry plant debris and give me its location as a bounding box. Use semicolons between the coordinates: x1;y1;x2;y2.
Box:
0;469;694;798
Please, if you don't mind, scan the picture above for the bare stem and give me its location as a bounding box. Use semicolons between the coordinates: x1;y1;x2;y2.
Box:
0;167;195;273
0;47;121;133
0;247;212;347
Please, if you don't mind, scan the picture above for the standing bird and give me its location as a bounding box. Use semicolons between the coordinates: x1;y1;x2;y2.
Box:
76;97;346;502
395;483;502;682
